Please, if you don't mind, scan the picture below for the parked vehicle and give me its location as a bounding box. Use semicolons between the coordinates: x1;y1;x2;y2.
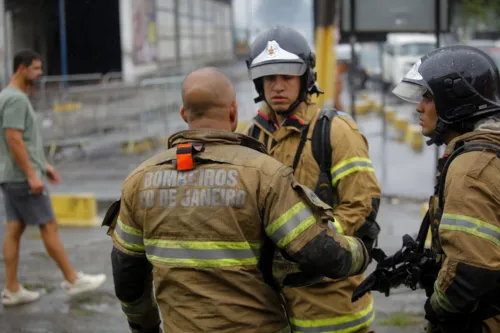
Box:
382;33;436;87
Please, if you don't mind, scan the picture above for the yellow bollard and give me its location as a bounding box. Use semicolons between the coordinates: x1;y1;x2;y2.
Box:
372;103;382;114
384;108;396;123
394;115;410;142
405;124;424;153
51;193;100;227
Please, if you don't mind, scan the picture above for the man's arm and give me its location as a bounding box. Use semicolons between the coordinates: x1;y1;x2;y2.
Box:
111;174;161;333
3;96;43;191
329;116;382;237
426;170;500;321
262;165;370;279
5;128;38;180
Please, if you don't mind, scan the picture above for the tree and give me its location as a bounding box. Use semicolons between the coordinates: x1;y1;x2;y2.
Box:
457;0;500;27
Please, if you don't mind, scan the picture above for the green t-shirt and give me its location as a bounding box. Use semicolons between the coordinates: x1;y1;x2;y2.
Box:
0;86;46;182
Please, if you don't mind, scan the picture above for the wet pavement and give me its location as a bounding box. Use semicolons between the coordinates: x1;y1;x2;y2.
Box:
0;69;434;332
0;199;428;333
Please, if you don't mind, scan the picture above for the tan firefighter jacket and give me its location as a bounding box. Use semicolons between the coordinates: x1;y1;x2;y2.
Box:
242;103;381;333
428;128;500;333
109;129;370;333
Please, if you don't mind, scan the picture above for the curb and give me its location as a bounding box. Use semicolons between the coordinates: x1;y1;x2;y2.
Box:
51;193;102;227
46;192;431;229
370;100;425;152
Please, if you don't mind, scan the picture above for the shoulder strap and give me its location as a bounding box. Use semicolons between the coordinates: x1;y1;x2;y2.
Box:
437;141;500;210
291;124;311;171
292;108;338;173
311;108;337;175
248;124;261;139
248;123;271;151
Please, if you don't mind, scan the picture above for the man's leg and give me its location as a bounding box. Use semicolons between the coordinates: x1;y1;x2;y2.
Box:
33;188;106;295
39;218;107;295
1;182;41;306
4;181;106;296
3;220;26;292
39;219;77;283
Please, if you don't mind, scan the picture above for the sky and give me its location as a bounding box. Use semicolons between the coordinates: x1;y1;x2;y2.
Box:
232;0;314;44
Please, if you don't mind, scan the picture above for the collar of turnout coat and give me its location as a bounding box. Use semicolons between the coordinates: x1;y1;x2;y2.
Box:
445;129;500;156
168;129;268;154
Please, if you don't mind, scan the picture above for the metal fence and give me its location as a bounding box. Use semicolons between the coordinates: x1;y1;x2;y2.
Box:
31;72;123;112
35;64;249;161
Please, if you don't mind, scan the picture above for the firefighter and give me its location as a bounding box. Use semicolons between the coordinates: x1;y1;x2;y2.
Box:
107;67;371;333
392;45;500;333
242;26;381;333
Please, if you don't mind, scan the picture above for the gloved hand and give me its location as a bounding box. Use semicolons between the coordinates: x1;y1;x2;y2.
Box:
128;321;162;333
424;296;482;333
424;321;441;333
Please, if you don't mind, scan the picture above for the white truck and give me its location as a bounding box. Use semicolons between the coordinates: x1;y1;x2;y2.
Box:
382;33;436;87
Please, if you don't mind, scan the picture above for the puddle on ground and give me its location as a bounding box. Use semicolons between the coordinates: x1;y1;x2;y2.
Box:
68;291;118;316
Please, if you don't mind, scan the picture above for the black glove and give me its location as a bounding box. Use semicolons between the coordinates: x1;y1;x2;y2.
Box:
128;321;162;333
424;297;482;333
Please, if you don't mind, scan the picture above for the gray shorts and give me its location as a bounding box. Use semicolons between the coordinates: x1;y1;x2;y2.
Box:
0;181;55;225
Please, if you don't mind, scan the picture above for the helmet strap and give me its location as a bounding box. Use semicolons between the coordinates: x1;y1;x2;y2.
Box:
426;119;447;146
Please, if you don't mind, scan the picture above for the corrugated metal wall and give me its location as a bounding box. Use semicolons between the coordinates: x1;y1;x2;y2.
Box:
156;0;234;68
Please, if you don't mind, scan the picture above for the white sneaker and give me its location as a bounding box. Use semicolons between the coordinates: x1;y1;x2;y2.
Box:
61;272;107;296
1;285;41;306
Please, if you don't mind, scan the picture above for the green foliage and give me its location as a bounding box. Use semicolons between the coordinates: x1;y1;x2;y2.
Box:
459;0;500;24
378;312;423;327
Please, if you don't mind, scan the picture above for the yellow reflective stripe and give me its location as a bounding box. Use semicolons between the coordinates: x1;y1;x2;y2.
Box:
120;301;148;315
144;239;260;267
117;217;142;236
327;218;344;235
267;202;306;234
330;157;374;185
345;236;362;275
114;218;145;252
440;213;500;247
290;299;374;333
266;202;316;248
434;282;459;313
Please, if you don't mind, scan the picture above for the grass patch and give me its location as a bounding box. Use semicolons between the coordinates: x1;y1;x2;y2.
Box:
378;312;422;327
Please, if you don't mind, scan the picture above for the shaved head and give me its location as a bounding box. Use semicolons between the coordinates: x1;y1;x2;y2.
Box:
181;67;236;120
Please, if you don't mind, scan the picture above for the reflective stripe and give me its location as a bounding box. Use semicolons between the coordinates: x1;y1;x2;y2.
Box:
114;218;145;252
440;213;500;247
290;299;374;333
121;300;150;315
327;219;344;235
345;236;362;275
144;239;260;267
266;202;316;248
433;282;459;313
330;157;374;185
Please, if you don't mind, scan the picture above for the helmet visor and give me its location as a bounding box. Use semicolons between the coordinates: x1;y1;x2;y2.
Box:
248;62;308;80
392;81;428;104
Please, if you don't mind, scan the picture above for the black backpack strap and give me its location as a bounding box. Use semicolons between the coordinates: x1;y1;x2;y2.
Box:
310;108;337;206
248;124;261;140
437;141;500;210
429;141;500;255
312;108;337;176
292;124;311;171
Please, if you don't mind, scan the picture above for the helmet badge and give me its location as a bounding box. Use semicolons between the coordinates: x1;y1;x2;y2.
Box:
265;40;280;59
405;59;423;80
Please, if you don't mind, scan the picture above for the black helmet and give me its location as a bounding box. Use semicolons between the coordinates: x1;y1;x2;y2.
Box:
246;25;322;115
392;44;500;145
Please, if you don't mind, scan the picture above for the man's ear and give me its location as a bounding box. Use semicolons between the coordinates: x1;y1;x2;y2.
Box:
180;105;188;124
230;100;238;132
